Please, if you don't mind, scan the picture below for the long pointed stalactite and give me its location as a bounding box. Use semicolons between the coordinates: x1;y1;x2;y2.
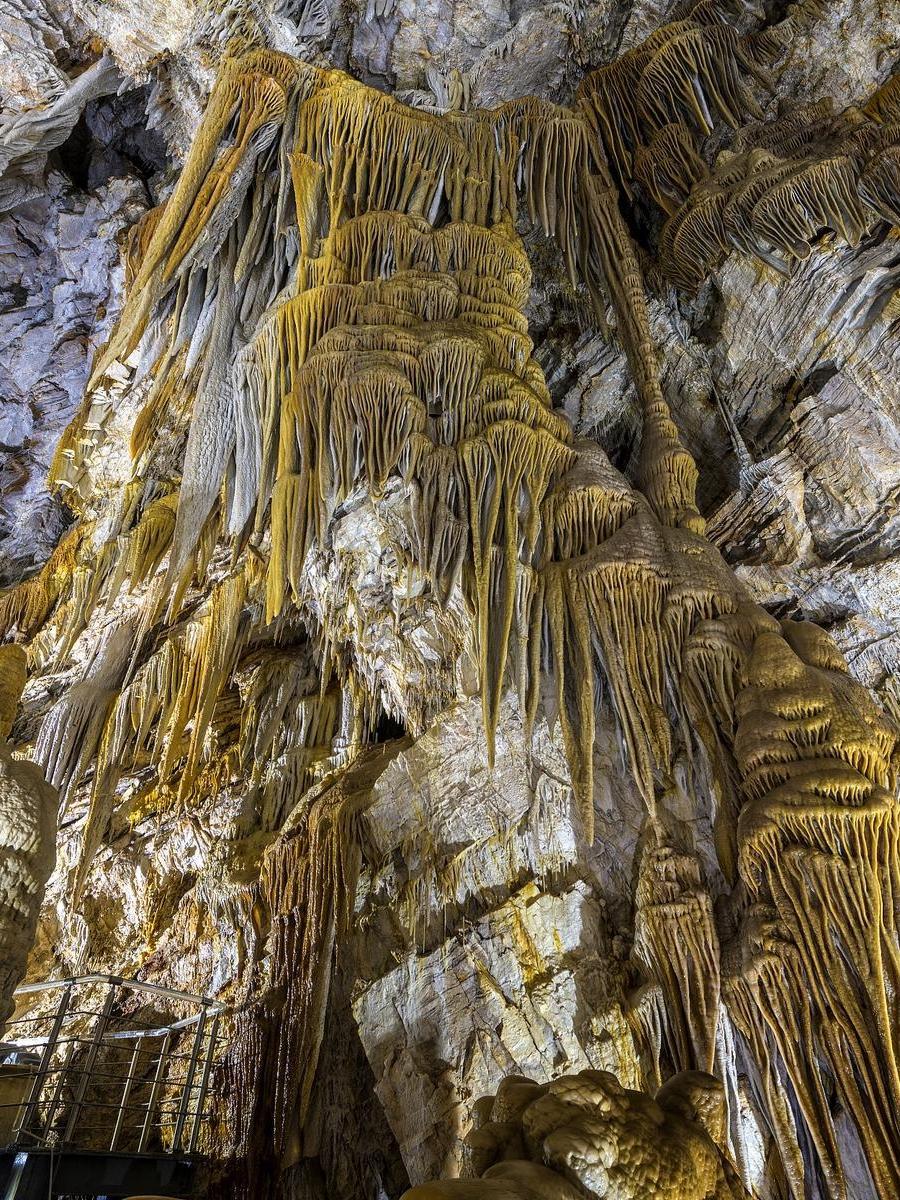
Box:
1;15;899;1198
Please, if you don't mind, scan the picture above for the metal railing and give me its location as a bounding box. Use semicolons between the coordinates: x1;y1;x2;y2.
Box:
0;976;224;1157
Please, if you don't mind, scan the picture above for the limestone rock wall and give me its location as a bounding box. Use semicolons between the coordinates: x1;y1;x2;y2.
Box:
0;2;898;1200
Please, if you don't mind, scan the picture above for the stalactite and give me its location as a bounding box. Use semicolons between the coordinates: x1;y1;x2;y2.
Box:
657;85;900;290
237;648;341;829
576;16;772;189
732;625;900;1195
634;838;721;1074
865;73;900;125
0;745;57;1026
680;603;779;879
111;491;180;599
858;142;900;223
235;744;399;1176
636;25;771;136
34;620;136;805
724;906;846;1200
26;40;900;1199
0;524;88;639
635;123;710;213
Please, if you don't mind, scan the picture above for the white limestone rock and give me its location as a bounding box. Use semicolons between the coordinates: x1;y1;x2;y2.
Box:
353;880;636;1183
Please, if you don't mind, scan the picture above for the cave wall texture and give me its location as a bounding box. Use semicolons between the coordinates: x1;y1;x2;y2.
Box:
2;0;900;1197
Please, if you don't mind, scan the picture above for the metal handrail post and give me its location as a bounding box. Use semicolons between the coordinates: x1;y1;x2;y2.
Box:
41;1039;75;1141
138;1032;171;1152
187;1011;219;1153
109;1035;144;1151
171;1007;207;1153
61;982;117;1145
13;982;72;1145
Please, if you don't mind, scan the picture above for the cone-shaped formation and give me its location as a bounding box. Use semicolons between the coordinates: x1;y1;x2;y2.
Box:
729;623;900;1196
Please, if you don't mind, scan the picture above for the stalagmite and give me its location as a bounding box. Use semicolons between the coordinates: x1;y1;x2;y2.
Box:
405;1068;752;1198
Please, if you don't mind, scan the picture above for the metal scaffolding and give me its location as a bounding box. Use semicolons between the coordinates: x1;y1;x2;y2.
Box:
0;975;224;1198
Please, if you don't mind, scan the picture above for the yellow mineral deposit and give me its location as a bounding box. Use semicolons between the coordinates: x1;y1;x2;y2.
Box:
0;642;57;1024
656;84;900;289
1;18;897;1198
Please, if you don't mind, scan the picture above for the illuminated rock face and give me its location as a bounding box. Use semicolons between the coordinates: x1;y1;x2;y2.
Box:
0;644;56;1023
404;1069;752;1200
1;3;900;1200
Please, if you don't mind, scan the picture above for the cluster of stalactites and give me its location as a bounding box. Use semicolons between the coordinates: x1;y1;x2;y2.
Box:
576;13;776;195
77;47;612;405
247;212;585;769
227;743;398;1178
0;44;712;909
724;621;900;1197
49;44;702;550
6;37;900;1200
12;521;341;905
545;485;762;835
578;12;900;295
239;199;717;829
634;839;721;1077
659;84;900;290
735;621;899;880
243;174;773;855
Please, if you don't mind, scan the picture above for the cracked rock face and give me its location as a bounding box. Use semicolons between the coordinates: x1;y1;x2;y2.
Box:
1;2;900;1200
0;169;148;579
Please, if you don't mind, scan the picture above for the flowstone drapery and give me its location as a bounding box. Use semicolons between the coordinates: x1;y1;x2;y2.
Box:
0;643;57;1023
1;16;899;1200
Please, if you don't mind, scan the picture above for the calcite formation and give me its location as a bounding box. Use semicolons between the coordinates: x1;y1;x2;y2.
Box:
0;642;56;1023
0;0;899;1198
403;1069;751;1199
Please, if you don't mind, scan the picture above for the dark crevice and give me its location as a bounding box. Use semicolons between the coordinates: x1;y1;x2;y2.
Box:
52;85;170;195
372;710;407;743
